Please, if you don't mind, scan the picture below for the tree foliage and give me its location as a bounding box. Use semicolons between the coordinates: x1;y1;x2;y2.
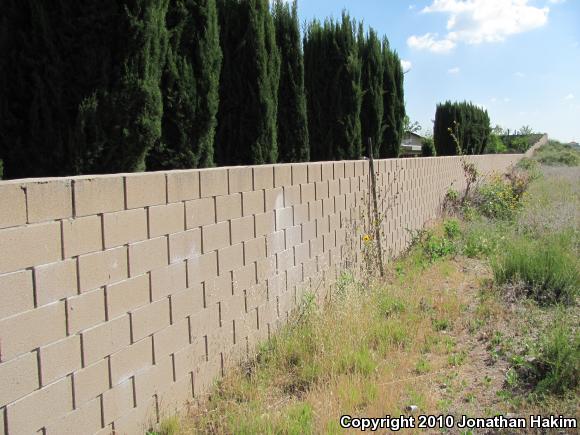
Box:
433;101;491;156
147;0;222;170
215;0;280;166
380;39;405;158
272;0;309;163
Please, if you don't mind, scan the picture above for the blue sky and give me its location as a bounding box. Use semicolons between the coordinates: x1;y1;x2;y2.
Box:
293;0;579;142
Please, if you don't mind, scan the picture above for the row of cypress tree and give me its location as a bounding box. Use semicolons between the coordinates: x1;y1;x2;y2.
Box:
0;0;405;180
433;101;491;156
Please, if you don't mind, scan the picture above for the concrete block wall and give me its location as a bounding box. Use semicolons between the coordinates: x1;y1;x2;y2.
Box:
0;154;521;434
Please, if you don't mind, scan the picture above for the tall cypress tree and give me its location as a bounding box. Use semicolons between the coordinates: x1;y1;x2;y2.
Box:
215;0;280;166
0;0;169;178
434;101;490;155
147;0;222;170
304;13;362;161
359;27;384;157
380;39;405;158
273;0;309;163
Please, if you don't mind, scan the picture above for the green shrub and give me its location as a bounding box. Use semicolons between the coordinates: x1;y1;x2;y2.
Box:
492;236;579;305
474;175;525;220
534;141;580;166
421;137;436;157
462;227;500;258
421;231;456;262
533;321;580;395
443;219;461;239
486;134;507;154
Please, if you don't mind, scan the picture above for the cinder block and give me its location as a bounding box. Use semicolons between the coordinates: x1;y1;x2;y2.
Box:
202;221;230;253
255;211;275;237
344;161;355;177
5;376;73;434
149;202;185;237
167;170;199;203
244;237;266;264
309;200;323;220
287;264;303;289
67;287;106;334
74;175;125;217
190;307;218;341
129;236;168;277
300;183;315;203
294;242;310;264
81;315;131;365
62;215;102;257
291;164;308;185
302;221;316;242
187;251;218;285
40;335;81;385
228;167;253;193
102;377;134;425
150;262;187;301
242;190;264;216
293;203;309;225
333;162;345;179
110;336;153;385
316;217;330;236
0;351;38;407
171;285;203;321
0;270;34;320
216;194;242;222
276;249;294;272
44;396;102;435
200;167;230;199
256;257;276;283
232;264;256;293
107;274;150;319
153;319;190;360
218;243;244;274
339;178;351;194
131;298;170;342
285;225;302;248
73;359;110;406
0;183;26;229
0;301;66;362
284;185;301;207
274;165;291;187
253;166;274;190
275;207;293;230
230;215;255;245
185;197;216;229
328;179;340;197
220;293;245;323
310;237;324;257
321;162;334;181
112;395;157;434
265;187;284;211
207;273;233;306
266;231;285;256
307;163;322;183
0;222;62;274
169;228;201;263
125;172;166;209
103;208;147;249
78;246;128;292
27;179;73;223
134;354;173;403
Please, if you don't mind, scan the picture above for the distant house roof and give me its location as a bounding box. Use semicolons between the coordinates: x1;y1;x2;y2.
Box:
404;132;425;140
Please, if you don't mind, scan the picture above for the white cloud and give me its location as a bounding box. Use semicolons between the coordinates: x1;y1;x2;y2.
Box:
401;59;413;71
514;71;525;78
564;93;575;100
407;33;456;53
408;0;549;53
448;67;460;74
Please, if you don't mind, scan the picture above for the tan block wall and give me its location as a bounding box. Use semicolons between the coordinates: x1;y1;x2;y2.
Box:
0;154;521;434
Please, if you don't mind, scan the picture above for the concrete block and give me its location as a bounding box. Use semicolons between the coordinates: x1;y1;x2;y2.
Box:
185;197;216;229
243;237;266;265
285;225;302;248
129;236;168;277
293;203;309;225
171;285;203;321
169;228;201;263
266;231;285;257
67;287;106;334
275;207;293;230
81;315;131;365
228;167;253;193
73;358;110;406
27;179;73;223
73;175;125;217
274;165;291;187
150;261;187;301
78;246;128;292
0;301;66;362
202;221;230;253
103;208;147;249
218;243;244;274
125;172;166;209
0;183;26;229
321;162;334;181
307;163;322;183
291;163;308;185
284;185;301;207
153;319;190;360
230;215;255;244
110;336;153;385
255;211;275;237
333;162;345;179
62;215;102;257
0;269;34;320
107;274;150;319
44;396;102;435
149;202;185;237
0;351;38;407
300;182;315;203
0;222;62;274
5;376;73;434
265;187;284;211
187;251;218;285
167;170;199;203
131;298;170;342
242;190;264;216
216;194;242;222
253;166;274;190
102;377;134;425
40;335;81;385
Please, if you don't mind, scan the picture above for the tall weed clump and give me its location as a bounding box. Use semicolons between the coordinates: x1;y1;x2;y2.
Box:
492;236;579;305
